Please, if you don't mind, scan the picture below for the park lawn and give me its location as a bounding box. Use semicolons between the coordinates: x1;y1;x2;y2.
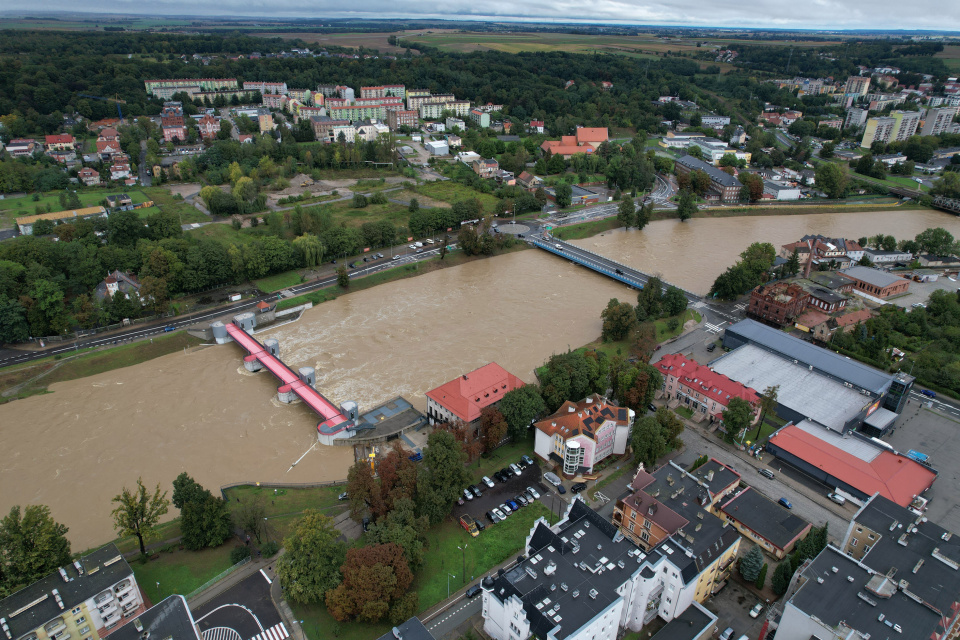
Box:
135;205;162;219
415;182;499;211
187;222;256;244
0;189;149;228
655;309;702;342
133;544;236;603
255;272;305;293
142;186;209;224
551;217;620;240
223;484;346;519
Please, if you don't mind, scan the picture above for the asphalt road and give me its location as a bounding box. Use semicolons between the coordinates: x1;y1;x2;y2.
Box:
193;570;284;640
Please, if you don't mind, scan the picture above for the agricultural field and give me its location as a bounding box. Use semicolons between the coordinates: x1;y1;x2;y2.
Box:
247;30;412;53
935;45;960;72
414;181;499;210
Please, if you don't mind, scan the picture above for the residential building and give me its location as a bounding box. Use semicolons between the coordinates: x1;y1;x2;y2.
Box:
654;353;759;426
889;110;921;141
793;308;833;342
862;248;913;265
517;171;544;191
843;75;871;96
860;116;896;147
533;396;634;476
44;134;75;151
840;265;911;298
144;78;237;97
354;120;389;142
844;107;869;130
729;126;746;145
545;185;600;206
405;89;432;110
673;155;741;202
482;498;722;640
921;105;960;136
197;114;220;139
719;319;914;421
109;161;132;182
806;286;847;313
469;109;490;128
386;109;418;130
408;93;454;112
0;544;146;640
96;128;121;160
257;109;274;134
540;127;608;158
78;167;101;187
473;158;499;178
613;459;740;551
777;542;957;640
747;282;809;326
445;135;462;149
818;118;843;130
330;100;403;122
6;138;39;158
160;101;184;127
261;93;286;109
309;116;350;141
243;81;288;95
425;362;524;426
529;120;545;133
445;117;465;131
93;271;140;301
16;206;108;235
718;487;812;558
162;125;187;143
420;100;471;120
700;114;730;127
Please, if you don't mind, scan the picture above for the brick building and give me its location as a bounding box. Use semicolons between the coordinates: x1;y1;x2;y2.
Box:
839;266;910;299
747;282;808;326
674;155;741;202
654;353;760;425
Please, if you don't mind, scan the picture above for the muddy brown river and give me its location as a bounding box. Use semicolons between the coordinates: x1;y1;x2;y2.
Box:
2;209;958;549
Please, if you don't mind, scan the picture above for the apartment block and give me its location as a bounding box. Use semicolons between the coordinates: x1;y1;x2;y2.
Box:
844;107;869;130
860;116;895;147
419;100;471;120
921;106;960;136
0;545;146;640
890;110;921;141
843;75;871;96
386;109;418;130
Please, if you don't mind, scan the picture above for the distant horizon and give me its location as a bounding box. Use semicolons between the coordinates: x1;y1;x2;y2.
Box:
2;8;960;33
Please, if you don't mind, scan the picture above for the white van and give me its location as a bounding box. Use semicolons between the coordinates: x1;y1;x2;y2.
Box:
542;471;562;487
415;242;423;248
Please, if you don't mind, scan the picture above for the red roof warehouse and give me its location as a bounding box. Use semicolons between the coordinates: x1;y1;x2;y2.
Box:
766;424;937;507
425;362;524;425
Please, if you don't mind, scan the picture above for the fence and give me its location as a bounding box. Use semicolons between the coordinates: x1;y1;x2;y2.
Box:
219;479;347;500
185;556;251;602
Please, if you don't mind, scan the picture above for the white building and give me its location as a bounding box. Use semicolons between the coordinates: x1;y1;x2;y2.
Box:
355;120;390;142
763;181;802;200
700;114;731;127
482;499;719;640
424;139;449;156
446;117;466;131
533;397;634;476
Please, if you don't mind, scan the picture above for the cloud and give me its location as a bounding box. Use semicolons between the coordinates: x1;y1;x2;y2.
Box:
19;0;960;30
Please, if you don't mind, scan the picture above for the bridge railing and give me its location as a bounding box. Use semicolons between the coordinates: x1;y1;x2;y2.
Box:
932;195;960;214
533;237;697;299
530;239;649;289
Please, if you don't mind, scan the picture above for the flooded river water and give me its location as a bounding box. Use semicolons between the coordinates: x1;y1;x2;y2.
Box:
2;209;958;548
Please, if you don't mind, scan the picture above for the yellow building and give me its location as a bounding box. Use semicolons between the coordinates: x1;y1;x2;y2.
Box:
0;544;146;640
16;206;108;235
257;110;274;134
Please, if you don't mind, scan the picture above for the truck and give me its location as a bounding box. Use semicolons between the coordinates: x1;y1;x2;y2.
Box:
459;514;479;537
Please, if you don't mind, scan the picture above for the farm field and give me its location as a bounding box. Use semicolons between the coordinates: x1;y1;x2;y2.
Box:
935;45;960;72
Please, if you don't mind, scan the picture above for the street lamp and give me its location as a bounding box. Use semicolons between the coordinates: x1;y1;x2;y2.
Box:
457;544;467;584
447;573;456;598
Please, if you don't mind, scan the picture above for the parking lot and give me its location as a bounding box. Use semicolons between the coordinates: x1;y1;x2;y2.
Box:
452;462;550;527
704;580;768;640
885;272;959;309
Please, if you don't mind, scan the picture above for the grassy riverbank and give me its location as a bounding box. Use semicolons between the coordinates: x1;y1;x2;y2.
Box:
0;332;202;402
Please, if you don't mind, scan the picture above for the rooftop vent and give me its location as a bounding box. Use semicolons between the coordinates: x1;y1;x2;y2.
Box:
588;589;598;600
572;590;580;598
544;561;557;576
560;583;568;592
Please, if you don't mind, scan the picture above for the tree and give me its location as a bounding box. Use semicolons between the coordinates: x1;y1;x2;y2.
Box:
0;296;29;344
554;183;573;209
630;416;667;468
739;545;764;582
617;195;634;228
352;193;368;208
785;249;801;277
111;478;170;556
172;472;207;510
0;505;71;596
498;384;546;440
235;493;267;544
722;397;754;444
480;406;508;452
772;560;793;596
408;197;420;213
416;430;471;525
754;385;779;439
366;498;428;566
337;264;349;288
815;162;849;199
677;189;697;221
325;543;414;622
915;227;955;256
181;493;232;551
662;286;688;317
755;563;769;590
635;201;651;231
930;171;960;199
346;461;383;523
601;298;636;341
276;510;346;604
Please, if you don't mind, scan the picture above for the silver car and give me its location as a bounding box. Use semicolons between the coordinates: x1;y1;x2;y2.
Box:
492;508;506;520
526;486;540;500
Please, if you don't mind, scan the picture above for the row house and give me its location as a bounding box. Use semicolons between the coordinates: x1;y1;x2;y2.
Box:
243;80;288;95
654;353;760;426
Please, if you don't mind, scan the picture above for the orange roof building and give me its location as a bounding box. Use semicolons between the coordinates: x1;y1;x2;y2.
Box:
425;362;524;425
539;127;608;158
533;396;634;476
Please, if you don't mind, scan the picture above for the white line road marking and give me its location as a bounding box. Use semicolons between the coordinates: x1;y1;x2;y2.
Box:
259;569;272;584
196;604;264;632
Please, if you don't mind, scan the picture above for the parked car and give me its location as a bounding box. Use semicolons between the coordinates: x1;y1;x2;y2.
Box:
571;482;588;494
707;343;717;352
509;463;522;476
514;494;528;507
338;491;349;501
416;248;424;253
163;325;176;332
749;603;764;618
482;476;495;488
486;510;500;524
392;255;401;261
501;467;514;479
719;628;735;640
475;519;485;532
506;500;520;511
521;455;535;467
465;584;482;598
500;503;512;515
921;389;937;398
827;492;846;505
542;471;563;488
759;469;775;480
463;488;474;501
526;486;540;500
492;508;506;520
778;498;793;509
523;490;536;502
556;484;567;494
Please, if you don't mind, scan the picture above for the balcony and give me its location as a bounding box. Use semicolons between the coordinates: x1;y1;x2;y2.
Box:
94;591;114;606
121;600;139;612
113;581;133;597
44;622;66;636
99;603;118;618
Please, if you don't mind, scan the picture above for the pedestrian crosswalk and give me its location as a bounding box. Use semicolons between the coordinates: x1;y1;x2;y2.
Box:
203;628;241;640
734;303;746;311
704;322;726;334
691;301;707;309
249;623;289;640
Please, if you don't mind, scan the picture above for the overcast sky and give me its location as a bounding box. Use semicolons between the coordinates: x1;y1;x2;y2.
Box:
12;2;960;31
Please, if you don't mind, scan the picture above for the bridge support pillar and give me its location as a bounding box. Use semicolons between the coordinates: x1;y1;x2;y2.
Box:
243;355;263;372
277;384;296;404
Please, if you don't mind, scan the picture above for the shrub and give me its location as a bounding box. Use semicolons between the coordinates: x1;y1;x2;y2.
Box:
230;546;251;564
261;541;279;557
755;563;768;589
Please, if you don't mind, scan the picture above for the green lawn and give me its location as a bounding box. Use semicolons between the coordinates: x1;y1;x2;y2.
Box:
0;189;150;228
142;186;209;224
255;272;306;293
223;484;348;543
551;217;620;240
654;309;702;342
464;437;535;480
133;545;236;603
415;182;499;211
675;406;694;420
331;199;410;228
186;222;255;244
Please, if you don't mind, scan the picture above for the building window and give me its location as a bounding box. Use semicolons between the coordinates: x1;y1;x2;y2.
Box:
851;538;858;547
75;617;85;625
640;531;650;542
867;534;875;540
71;607;82;615
643;519;651;530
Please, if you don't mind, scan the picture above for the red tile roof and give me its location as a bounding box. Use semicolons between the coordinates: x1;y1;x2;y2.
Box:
425;362;524;423
834;309;874;328
534;397;631;440
794;309;830;328
654;353;759;409
575;127;608;144
45;134;75;145
768;425;937;507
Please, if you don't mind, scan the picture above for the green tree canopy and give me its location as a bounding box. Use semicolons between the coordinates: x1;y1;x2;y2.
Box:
722;396;755;444
276;510;346;604
0;505;72;597
498;384;546;440
416;430;471;525
601;298;636;341
111;478;170;556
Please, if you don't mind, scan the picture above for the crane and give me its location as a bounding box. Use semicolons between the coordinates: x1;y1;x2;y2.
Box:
77;93;125;120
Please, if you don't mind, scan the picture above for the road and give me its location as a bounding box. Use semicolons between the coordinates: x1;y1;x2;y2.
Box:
138;140;152;187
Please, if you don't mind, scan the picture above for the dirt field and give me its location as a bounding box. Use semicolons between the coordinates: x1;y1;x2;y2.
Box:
248;31;415;53
166;183;203;198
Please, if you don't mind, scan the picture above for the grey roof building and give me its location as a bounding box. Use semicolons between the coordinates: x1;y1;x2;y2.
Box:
674;155;741;189
108;596;201;640
375;617;435;640
718;487;812;557
840;265;906;289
